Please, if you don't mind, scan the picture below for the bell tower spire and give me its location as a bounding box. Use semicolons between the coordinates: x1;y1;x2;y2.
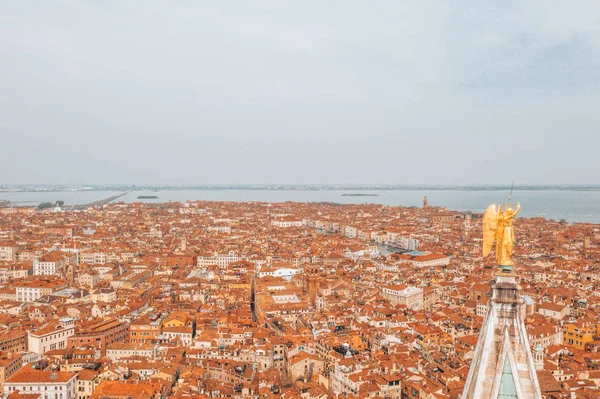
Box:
462;203;542;399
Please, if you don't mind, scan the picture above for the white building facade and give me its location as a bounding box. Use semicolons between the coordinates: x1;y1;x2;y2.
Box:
382;286;424;310
197;251;241;269
4;367;77;399
28;318;75;355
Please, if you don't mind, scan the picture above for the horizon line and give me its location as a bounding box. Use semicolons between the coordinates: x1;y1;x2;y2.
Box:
3;183;600;189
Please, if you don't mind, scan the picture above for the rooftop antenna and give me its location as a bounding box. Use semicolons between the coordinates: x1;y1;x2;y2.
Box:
507;181;515;202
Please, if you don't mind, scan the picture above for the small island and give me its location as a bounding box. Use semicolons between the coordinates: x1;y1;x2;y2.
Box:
341;193;379;197
137;195;158;199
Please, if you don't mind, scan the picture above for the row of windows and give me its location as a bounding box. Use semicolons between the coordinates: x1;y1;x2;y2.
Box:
564;338;585;346
39;331;71;342
7;384;71;392
42;340;66;352
131;331;157;336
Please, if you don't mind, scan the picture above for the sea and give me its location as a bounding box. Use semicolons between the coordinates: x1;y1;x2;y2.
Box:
2;189;600;224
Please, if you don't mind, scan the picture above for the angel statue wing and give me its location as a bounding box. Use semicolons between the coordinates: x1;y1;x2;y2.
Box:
482;204;498;257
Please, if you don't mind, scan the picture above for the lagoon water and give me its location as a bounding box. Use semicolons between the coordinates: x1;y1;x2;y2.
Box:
2;189;600;224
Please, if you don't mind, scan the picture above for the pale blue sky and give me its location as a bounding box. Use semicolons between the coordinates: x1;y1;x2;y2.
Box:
1;1;599;185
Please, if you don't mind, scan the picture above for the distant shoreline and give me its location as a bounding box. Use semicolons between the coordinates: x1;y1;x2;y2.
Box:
3;189;600;223
341;193;379;197
3;185;600;193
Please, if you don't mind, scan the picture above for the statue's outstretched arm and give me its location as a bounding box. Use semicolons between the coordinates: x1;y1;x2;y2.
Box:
514;203;521;217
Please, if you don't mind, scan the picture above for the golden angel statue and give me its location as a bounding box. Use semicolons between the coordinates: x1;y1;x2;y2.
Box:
483;203;521;266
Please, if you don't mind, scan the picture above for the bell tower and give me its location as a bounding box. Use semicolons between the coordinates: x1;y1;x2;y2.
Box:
303;265;322;307
461;268;542;399
463;202;541;398
533;344;544;370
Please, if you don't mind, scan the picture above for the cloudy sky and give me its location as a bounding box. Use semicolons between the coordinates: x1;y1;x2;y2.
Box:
1;1;599;185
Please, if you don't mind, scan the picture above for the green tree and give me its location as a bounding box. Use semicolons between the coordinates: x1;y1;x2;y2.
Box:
37;202;53;210
55;200;64;207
